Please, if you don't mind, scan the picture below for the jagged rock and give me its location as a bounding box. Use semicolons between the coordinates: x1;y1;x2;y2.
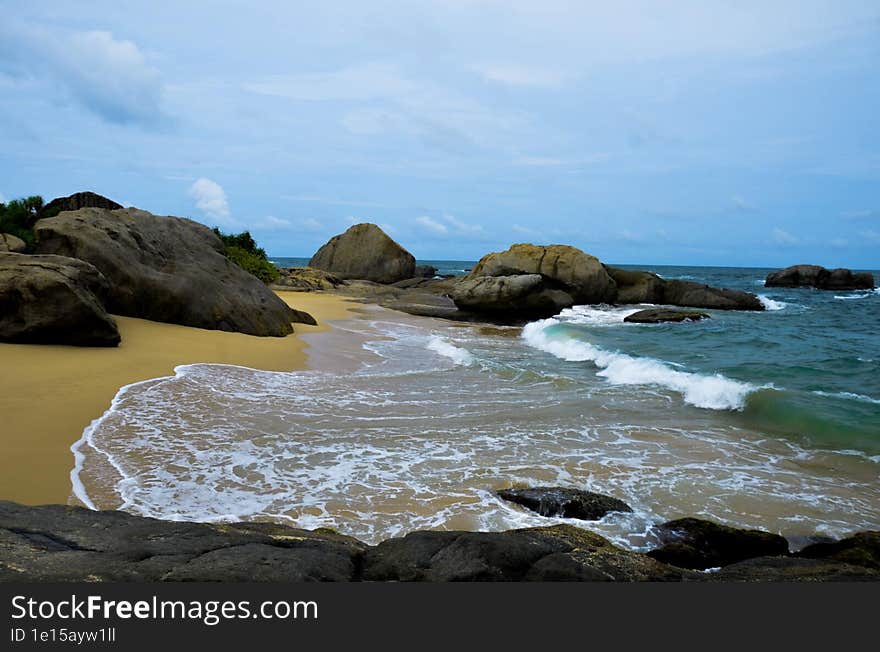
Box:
34;208;294;337
497;487;632;520
795;531;880;570
0;252;120;346
273;267;346;292
468;244;617;304
451;274;574;320
38;191;122;222
766;265;875;291
624;309;710;324
0;233;26;253
309;223;415;284
362;525;690;582
647;518;789;569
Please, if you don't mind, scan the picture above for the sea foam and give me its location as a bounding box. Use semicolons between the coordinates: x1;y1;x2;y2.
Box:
426;336;475;366
758;295;786;311
521;318;756;410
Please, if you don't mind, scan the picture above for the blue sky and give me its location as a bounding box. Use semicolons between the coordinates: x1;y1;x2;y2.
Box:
1;1;878;267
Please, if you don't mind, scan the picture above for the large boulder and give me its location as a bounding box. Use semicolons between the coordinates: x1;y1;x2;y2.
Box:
497;487;632;521
34;208;294;337
0;233;26;253
605;267;665;304
451;274;574;320
766;264;875;291
469;244;617;304
647;518;789;570
0;252;120;346
309;223;415;283
38;191;122;222
661;280;764;311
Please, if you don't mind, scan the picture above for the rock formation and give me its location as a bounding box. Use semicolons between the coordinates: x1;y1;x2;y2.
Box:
34;207;294;337
0;233;26;253
309;223;416;284
0;252;120;346
496;487;633;521
765;264;874;291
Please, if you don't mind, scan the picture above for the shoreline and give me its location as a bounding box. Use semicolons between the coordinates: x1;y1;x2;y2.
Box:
0;291;358;506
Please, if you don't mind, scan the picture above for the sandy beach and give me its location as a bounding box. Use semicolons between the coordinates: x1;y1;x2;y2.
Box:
0;291;357;506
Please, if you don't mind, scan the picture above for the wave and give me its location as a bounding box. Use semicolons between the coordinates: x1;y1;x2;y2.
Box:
558;304;643;326
812;390;880;406
834;289;879;300
754;279;766;286
521;319;756;410
426;336;475;366
757;295;786;311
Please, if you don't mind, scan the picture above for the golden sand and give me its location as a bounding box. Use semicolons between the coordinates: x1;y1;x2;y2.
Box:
0;291;357;505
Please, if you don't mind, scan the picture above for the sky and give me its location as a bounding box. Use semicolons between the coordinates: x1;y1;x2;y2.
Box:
1;1;878;267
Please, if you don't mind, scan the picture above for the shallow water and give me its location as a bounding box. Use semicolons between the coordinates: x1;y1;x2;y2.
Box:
72;266;880;548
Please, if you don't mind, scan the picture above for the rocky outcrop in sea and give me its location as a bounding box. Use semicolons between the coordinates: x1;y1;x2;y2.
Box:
765;264;875;291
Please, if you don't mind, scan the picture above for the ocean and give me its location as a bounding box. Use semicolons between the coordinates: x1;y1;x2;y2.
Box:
71;264;880;548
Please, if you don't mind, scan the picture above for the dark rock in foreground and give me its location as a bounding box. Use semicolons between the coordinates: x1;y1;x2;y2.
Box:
624;308;710;324
362;526;688;582
0;252;120;346
34;208;294;337
765;264;874;291
647;517;789;570
0;233;26;253
497;487;633;521
795;531;880;570
310;223;415;284
38;191;122;222
1;502;878;582
451;274;574;320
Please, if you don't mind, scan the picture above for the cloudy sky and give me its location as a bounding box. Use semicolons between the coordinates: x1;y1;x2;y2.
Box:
1;1;878;267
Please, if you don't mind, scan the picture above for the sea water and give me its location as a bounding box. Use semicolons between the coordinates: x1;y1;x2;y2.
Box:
72;265;880;548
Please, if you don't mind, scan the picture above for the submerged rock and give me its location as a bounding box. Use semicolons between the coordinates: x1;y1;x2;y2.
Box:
34;207;294;337
497;487;633;521
765;264;874;290
624;308;710;324
647;517;789;570
0;252;120;346
309;223;415;284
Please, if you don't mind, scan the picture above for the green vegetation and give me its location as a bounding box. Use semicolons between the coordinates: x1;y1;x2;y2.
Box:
212;227;280;284
0;195;43;248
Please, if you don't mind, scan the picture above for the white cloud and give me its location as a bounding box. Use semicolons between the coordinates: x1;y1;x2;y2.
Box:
512;224;539;236
0;23;164;124
732;195;757;212
443;214;484;236
474;64;567;87
188;178;231;224
416;215;449;235
252;215;293;231
772;227;800;245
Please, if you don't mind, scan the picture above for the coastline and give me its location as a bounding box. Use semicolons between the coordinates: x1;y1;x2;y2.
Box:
0;291;357;506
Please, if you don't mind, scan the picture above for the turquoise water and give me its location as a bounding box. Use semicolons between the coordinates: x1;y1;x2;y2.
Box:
73;262;880;546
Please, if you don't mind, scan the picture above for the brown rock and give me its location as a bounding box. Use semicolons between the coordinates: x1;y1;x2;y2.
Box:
309;223;416;283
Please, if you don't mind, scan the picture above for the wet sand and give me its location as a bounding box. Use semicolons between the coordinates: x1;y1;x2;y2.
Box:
0;291;357;505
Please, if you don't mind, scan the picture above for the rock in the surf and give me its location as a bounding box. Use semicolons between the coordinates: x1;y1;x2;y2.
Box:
0;252;120;346
765;264;875;291
0;233;27;253
34;207;294;337
496;487;633;520
794;531;880;570
647;517;789;569
624;309;710;324
468;244;617;304
451;274;574;320
604;267;665;304
309;223;416;284
606;266;764;311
